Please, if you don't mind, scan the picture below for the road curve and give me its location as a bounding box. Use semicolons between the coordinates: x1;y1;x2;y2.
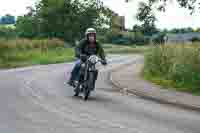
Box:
0;55;200;133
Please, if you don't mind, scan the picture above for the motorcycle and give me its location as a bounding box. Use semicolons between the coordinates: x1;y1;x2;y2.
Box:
73;55;104;100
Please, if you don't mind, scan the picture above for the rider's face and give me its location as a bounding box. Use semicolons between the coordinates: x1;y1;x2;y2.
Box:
88;34;96;43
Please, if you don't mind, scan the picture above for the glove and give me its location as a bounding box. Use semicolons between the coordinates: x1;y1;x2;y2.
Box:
80;54;87;62
101;60;107;66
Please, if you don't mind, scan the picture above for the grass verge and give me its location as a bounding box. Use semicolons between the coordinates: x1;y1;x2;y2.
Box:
143;44;200;96
0;48;75;68
143;71;200;96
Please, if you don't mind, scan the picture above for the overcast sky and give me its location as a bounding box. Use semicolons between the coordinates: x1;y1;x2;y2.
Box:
0;0;199;29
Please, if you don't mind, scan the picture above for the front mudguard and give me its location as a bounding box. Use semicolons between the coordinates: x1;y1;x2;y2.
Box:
93;69;98;81
87;70;98;91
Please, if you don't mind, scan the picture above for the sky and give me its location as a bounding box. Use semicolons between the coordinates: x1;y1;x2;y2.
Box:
0;0;199;30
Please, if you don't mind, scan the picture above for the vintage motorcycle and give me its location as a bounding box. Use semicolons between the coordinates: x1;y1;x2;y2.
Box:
73;55;105;100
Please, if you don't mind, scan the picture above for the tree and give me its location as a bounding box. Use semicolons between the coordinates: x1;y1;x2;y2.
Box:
128;0;199;35
136;2;158;36
168;27;194;33
170;28;179;33
126;0;199;13
185;27;194;32
196;28;200;32
162;28;168;33
16;0;111;42
36;0;111;40
0;14;15;24
132;25;143;32
16;15;38;38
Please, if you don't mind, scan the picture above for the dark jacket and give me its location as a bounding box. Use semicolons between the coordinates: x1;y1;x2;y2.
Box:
75;39;106;60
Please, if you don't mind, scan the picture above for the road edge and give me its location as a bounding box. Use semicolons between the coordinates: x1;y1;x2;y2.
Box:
108;59;200;112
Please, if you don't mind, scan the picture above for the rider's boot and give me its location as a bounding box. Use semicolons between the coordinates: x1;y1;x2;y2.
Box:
68;79;74;87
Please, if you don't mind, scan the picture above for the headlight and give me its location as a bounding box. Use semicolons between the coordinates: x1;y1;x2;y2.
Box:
89;55;99;64
81;63;86;67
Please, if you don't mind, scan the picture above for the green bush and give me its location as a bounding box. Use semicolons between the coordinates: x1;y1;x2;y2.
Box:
152;33;165;44
0;25;16;38
190;37;200;43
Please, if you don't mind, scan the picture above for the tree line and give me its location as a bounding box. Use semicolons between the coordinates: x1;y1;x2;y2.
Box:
0;0;112;43
15;0;112;43
0;0;199;45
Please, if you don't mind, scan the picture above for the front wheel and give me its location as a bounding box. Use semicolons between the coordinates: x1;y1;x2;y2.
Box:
83;89;90;101
74;84;80;96
88;71;97;91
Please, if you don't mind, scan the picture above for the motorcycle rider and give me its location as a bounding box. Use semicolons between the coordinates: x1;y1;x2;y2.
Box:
68;28;107;86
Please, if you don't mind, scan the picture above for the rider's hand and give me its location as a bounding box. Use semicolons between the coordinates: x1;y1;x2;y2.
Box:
101;60;107;66
80;54;87;62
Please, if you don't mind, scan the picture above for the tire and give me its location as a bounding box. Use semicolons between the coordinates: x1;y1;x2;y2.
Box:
88;72;96;91
84;89;90;101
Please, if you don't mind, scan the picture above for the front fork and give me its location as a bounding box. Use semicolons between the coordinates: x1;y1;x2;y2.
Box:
81;63;98;91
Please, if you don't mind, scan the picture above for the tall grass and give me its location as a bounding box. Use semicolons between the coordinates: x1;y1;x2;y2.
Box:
143;43;200;95
0;38;74;68
0;38;64;51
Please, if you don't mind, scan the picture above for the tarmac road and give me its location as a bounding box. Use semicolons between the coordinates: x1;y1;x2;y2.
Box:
0;55;200;133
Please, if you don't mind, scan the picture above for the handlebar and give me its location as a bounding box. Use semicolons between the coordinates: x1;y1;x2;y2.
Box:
81;54;107;65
